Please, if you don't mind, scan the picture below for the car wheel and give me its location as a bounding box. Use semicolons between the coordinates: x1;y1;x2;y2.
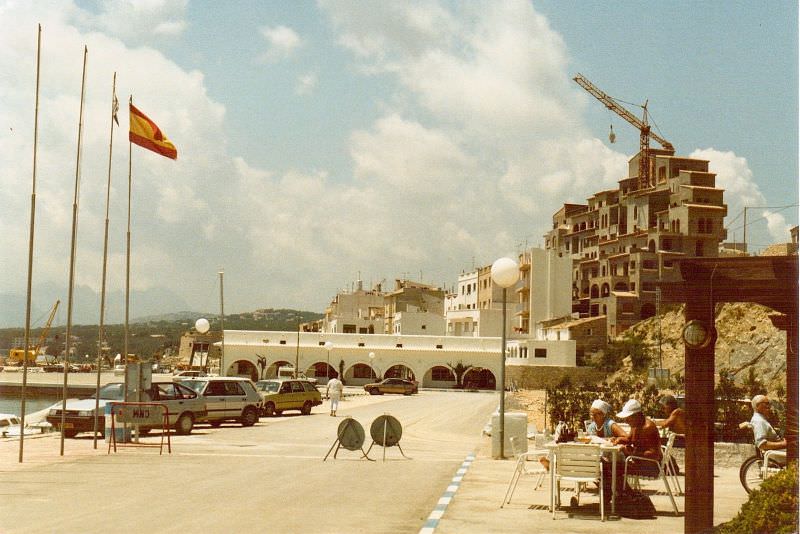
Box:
63;429;78;438
369;389;380;395
175;413;194;435
209;421;223;428
264;402;276;417
240;406;258;427
301;401;312;415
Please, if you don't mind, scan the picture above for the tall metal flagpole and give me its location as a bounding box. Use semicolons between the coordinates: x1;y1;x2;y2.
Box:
19;23;42;463
60;45;88;456
124;96;133;405
93;72;117;449
219;270;225;376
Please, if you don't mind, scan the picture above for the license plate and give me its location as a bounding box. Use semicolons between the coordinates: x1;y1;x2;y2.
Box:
63;422;74;429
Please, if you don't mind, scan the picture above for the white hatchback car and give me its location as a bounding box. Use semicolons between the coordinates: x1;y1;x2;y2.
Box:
181;377;262;427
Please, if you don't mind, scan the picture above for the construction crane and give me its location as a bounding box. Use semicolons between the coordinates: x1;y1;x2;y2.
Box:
8;299;60;365
573;73;674;191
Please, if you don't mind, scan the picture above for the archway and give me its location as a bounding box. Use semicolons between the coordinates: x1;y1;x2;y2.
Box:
344;362;377;386
384;364;415;381
423;365;456;388
463;368;496;390
310;361;338;383
265;360;292;379
613;281;628;292
228;360;258;382
601;283;610;297
590;285;599;298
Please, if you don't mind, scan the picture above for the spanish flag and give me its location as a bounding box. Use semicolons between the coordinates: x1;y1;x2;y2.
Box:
129;103;177;160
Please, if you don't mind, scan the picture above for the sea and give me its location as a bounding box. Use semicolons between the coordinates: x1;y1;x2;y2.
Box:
0;396;60;416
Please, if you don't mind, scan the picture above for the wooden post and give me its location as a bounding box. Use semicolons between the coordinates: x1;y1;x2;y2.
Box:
786;306;799;463
684;292;716;534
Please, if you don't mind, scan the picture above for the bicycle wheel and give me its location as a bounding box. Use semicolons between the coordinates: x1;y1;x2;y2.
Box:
739;455;763;494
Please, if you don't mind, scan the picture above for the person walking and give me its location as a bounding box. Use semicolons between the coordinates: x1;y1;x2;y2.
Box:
326;376;343;417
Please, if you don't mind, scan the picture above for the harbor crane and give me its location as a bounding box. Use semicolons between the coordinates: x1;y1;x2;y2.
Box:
573;73;674;191
8;299;60;365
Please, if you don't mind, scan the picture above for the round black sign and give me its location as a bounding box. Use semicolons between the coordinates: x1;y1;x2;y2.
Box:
370;415;402;447
336;418;366;451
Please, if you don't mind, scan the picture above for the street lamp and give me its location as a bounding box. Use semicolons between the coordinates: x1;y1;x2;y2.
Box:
195;317;210;373
368;352;376;381
491;256;519;459
324;341;333;382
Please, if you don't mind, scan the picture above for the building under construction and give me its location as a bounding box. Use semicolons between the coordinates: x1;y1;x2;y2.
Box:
544;75;728;339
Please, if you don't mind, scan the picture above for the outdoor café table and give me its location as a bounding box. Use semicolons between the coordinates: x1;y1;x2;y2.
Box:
545;438;624;517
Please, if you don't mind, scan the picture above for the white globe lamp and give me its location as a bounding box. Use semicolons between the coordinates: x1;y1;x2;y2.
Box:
195;318;210;334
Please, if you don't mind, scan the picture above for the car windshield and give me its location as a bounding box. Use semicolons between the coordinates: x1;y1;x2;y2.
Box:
255;381;280;393
93;383;125;400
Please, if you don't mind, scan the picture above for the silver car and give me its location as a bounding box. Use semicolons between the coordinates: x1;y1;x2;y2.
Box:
181;377;262;427
46;381;207;437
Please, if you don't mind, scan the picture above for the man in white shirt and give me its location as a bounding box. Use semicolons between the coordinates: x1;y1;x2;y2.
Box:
750;394;786;465
326;376;344;417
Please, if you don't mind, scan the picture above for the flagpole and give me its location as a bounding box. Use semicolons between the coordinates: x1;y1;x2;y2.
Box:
19;23;42;463
124;95;132;409
59;45;87;456
93;72;117;449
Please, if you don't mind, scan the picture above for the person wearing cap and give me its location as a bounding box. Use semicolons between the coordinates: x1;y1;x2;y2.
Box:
611;399;663;481
587;399;627;439
750;395;786;464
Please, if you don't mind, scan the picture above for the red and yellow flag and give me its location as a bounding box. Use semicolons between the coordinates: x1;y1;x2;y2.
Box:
129;103;177;160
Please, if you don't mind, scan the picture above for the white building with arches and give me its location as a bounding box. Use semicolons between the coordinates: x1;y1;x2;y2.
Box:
219;330;576;390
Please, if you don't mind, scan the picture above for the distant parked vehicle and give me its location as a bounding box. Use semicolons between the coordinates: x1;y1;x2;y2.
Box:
364;378;418;396
277;366;318;384
46;381;207;438
181;377;262;427
256;379;322;417
172;370;208;381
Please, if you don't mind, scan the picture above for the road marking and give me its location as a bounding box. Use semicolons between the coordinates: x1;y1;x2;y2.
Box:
418;452;475;534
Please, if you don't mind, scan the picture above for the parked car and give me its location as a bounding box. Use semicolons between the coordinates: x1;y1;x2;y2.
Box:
181;377;262;427
364;378;418;396
256;379;322;416
172;370;208;381
46;381;207;438
276;366;318;385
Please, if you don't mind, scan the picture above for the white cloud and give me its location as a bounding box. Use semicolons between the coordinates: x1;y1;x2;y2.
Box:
690;148;792;247
259;25;302;62
295;72;317;95
75;0;188;41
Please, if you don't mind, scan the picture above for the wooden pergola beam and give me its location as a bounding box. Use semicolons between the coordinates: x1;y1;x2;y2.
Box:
659;256;798;534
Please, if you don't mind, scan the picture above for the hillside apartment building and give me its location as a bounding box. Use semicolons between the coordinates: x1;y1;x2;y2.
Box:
544;148;728;339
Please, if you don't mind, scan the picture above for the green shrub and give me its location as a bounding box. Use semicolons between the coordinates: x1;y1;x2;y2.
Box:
716;462;798;534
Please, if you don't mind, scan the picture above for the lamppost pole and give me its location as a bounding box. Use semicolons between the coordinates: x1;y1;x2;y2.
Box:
324;341;333;383
368;352;376;381
491;257;519;459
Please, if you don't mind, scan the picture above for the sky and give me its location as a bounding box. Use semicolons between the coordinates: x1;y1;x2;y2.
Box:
0;0;797;327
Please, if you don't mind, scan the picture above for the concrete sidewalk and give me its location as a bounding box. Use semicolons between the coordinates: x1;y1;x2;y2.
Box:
428;438;749;533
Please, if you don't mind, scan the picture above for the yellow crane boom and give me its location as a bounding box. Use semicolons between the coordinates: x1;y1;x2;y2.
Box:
573;73;674;191
8;300;60;365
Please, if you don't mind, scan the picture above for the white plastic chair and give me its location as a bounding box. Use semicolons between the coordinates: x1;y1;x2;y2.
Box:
501;436;548;507
623;432;680;514
552;443;604;521
662;432;683;495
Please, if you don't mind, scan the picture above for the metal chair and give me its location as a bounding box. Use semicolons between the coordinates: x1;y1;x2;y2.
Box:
623;432;680;514
662;432;683;495
501;436;548;507
552;443;604;521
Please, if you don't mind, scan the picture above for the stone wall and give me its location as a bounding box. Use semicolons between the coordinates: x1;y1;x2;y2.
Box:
507;365;606;390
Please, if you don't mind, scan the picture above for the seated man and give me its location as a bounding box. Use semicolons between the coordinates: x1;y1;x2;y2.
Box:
603;399;662;498
655;394;686;447
751;394;786;465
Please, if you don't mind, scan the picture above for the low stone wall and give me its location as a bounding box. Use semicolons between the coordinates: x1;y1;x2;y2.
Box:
671;441;756;469
506;365;606;390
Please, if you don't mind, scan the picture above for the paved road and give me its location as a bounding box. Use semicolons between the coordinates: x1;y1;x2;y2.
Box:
0;391;496;534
